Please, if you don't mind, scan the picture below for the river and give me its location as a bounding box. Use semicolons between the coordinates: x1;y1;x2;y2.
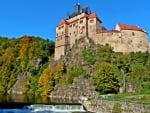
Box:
0;93;89;113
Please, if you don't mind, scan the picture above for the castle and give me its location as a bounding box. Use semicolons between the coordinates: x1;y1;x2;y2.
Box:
55;3;149;60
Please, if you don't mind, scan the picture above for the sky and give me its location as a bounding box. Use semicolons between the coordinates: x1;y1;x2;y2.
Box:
0;0;150;41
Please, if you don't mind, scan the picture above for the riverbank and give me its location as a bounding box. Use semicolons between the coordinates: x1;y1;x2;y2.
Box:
2;92;150;113
82;99;150;113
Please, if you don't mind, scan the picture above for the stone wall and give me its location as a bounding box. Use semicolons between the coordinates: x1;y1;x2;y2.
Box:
120;30;149;53
93;30;149;53
83;99;150;113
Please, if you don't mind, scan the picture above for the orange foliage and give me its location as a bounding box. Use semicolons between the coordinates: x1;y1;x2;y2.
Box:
56;61;64;71
38;67;55;86
19;36;32;59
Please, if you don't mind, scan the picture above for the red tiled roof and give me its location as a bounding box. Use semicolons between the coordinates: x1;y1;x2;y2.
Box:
117;24;145;32
88;13;102;23
88;13;97;19
97;30;120;34
58;19;69;26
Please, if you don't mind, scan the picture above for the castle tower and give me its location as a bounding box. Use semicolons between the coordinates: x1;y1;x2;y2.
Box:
54;3;103;60
55;20;69;60
88;13;102;38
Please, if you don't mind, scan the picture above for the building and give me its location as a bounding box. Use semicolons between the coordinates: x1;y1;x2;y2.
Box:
54;3;149;60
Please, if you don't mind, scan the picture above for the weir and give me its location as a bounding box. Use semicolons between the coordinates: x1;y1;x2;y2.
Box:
25;104;86;112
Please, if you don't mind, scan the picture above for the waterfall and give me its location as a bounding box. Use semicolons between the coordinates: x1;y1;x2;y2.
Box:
25;104;86;112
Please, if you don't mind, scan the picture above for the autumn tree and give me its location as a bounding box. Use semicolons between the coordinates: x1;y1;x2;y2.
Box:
93;62;120;94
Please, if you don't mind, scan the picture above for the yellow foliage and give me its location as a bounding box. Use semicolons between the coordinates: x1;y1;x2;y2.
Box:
56;61;64;71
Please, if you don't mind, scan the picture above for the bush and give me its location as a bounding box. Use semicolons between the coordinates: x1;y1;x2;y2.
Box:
82;48;96;65
112;102;122;113
66;68;89;84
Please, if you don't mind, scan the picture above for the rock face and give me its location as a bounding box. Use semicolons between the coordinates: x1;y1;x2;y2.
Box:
50;37;97;100
83;99;150;113
50;77;96;100
9;72;31;94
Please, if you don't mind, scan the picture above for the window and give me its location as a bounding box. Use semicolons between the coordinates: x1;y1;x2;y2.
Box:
62;32;63;35
70;32;71;36
69;24;72;27
90;19;94;23
73;24;75;27
61;25;64;28
132;32;135;36
80;20;83;23
82;26;85;29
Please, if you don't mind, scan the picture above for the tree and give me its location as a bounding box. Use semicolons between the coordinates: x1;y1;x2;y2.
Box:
82;47;96;65
93;62;120;94
117;55;130;93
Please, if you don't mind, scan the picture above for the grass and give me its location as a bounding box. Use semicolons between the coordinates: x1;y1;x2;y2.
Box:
97;92;150;105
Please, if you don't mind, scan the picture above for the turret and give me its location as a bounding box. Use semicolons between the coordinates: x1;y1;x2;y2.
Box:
75;3;81;14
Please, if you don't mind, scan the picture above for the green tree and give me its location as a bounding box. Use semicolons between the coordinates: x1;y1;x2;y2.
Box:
82;47;96;65
117;55;130;93
93;62;120;94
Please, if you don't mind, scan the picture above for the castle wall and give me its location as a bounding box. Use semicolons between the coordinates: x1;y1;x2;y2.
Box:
54;45;66;60
88;18;97;38
96;20;102;32
67;13;88;47
120;30;149;52
95;32;126;52
55;24;69;60
94;30;149;53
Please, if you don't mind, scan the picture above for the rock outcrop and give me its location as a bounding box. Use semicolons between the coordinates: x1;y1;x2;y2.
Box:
50;77;96;100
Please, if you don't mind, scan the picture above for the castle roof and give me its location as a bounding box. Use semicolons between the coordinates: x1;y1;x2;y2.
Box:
88;13;102;23
58;19;69;26
118;24;145;32
88;13;97;19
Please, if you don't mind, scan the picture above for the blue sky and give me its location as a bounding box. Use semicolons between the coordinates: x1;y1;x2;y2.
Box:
0;0;149;41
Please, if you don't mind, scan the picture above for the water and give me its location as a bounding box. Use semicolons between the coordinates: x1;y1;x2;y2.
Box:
0;104;86;113
0;94;87;113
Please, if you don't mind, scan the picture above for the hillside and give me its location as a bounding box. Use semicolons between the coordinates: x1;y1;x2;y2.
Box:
0;36;150;99
51;36;150;98
0;36;54;94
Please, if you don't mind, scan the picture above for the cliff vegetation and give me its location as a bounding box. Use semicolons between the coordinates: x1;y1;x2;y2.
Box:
0;36;150;100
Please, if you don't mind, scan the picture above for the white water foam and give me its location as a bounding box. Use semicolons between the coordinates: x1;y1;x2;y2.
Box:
26;104;86;112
